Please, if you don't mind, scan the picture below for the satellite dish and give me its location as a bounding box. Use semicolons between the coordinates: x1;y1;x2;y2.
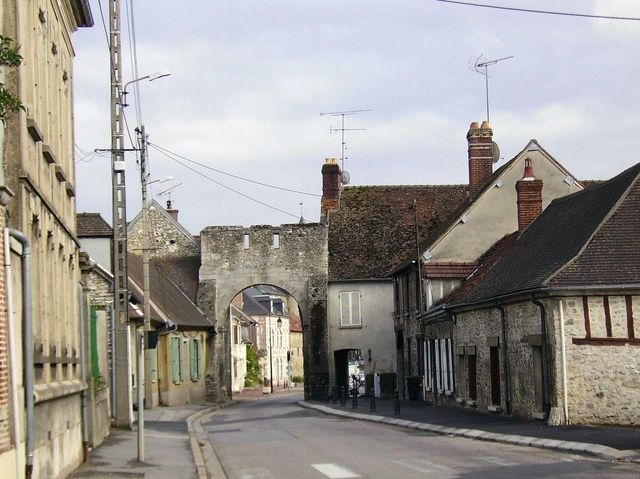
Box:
341;170;351;185
492;141;501;163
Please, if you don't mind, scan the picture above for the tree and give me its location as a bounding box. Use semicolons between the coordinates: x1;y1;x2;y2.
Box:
0;35;23;122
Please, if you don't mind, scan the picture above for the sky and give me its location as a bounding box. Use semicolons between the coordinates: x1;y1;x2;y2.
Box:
73;1;640;235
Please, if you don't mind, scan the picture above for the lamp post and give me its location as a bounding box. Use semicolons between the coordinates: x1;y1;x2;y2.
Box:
120;70;170;462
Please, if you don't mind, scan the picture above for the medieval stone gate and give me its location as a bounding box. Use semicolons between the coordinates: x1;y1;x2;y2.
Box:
197;223;329;402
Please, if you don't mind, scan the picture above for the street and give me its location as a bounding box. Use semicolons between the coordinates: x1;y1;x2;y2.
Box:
201;392;640;479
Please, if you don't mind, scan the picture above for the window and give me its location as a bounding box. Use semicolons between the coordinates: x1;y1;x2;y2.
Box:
189;338;202;381
339;291;361;326
171;336;183;384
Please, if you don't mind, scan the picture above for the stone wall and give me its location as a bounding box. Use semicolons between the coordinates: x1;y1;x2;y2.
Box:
455;294;640;425
199;223;329;402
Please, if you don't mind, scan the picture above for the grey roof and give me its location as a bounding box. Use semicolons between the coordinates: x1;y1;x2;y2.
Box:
451;162;640;306
77;212;112;237
128;254;211;329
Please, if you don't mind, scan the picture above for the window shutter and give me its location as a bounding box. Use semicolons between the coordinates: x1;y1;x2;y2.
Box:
189;339;197;380
171;337;180;383
352;292;361;324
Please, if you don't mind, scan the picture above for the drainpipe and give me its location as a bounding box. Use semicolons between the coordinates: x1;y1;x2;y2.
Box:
4;228;23;478
495;303;512;415
531;295;551;416
78;284;90;460
110;302;116;420
558;299;569;424
7;229;34;478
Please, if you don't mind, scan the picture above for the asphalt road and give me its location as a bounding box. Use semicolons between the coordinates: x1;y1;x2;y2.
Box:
201;392;640;479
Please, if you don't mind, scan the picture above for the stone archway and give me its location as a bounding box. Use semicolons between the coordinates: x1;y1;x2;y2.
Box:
197;223;329;402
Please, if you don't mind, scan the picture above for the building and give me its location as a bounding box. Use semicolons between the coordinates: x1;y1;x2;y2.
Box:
0;1;93;477
324;157;468;397
447;162;640;425
391;122;583;400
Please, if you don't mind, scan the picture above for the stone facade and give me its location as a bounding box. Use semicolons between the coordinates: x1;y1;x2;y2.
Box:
454;294;640;425
2;2;92;477
127;201;200;259
198;223;328;402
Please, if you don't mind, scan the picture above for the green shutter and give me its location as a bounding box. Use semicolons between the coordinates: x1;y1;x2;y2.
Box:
90;306;100;380
150;348;158;382
171;337;181;383
189;339;197;380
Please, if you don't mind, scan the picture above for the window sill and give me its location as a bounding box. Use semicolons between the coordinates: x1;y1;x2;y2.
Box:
339;324;363;329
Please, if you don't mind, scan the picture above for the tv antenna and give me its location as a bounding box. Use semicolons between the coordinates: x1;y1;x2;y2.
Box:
470;54;513;123
320;109;371;171
157;182;182;209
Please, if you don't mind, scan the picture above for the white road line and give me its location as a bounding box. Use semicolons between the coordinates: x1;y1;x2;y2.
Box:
476;456;519;467
392;458;454;474
311;463;360;478
237;468;274;479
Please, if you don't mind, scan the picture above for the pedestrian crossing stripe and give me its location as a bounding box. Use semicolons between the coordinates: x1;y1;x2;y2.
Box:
311;463;360;478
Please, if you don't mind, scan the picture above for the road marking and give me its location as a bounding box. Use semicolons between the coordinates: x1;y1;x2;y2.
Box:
477;456;519;467
311;463;360;478
237;468;274;478
392;458;453;474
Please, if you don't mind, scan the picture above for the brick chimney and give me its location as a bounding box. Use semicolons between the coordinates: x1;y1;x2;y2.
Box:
320;157;341;222
515;158;543;233
166;200;179;222
467;120;494;196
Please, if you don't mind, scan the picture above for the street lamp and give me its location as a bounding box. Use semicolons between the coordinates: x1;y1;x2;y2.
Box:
268;307;282;394
119;70;170;463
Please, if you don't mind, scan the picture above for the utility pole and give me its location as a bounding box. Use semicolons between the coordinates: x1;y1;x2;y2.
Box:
110;0;132;428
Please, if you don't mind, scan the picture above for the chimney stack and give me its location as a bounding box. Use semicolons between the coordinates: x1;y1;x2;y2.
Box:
320;157;341;222
515;158;543;233
166;200;179;222
467;120;494;196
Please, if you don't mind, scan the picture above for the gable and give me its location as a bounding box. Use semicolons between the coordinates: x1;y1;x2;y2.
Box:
452;162;640;305
426;141;582;263
128;200;199;258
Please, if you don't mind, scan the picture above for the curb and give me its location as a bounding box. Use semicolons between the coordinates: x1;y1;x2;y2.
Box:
298;401;640;464
187;405;229;479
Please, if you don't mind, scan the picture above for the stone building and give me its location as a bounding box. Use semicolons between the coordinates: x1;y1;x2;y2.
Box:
391;122;583;401
447;162;640;425
0;2;93;478
326;159;467;396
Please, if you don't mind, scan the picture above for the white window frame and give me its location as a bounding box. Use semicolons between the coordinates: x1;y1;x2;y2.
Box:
339;291;362;327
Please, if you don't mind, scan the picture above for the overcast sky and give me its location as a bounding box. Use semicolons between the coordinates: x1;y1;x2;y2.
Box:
73;1;640;234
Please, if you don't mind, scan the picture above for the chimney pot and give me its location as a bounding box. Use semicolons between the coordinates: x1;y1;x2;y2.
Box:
516;159;543;233
467;120;494;196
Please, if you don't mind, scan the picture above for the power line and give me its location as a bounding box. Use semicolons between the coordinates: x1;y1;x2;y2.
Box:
147;143;305;220
435;0;640;21
148;142;321;197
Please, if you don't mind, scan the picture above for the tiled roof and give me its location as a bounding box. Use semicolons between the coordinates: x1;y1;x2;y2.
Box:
328;185;468;280
451;162;640;305
152;255;201;303
77;212;112;237
128;254;211;329
423;262;478;279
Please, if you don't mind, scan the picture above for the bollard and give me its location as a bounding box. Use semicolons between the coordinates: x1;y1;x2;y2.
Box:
393;389;401;415
331;386;337;404
315;383;321;401
351;387;358;409
324;384;330;403
340;386;346;407
369;387;376;412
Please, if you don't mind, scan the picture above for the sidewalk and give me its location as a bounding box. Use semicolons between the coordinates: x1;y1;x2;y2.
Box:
300;396;640;463
69;404;217;479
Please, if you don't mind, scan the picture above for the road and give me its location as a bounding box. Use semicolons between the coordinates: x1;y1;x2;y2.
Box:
201;392;640;479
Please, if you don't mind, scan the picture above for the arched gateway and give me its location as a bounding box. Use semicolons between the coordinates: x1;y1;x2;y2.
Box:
197;223;329;402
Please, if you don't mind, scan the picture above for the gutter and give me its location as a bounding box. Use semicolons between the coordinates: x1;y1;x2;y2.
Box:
7;229;34;478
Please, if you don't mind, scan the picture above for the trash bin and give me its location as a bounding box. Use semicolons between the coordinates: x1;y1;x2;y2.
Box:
406;375;422;400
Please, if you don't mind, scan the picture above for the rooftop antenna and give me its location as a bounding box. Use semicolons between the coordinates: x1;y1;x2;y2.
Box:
157;182;182;209
298;202;305;224
320;109;371;171
470;54;513;123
